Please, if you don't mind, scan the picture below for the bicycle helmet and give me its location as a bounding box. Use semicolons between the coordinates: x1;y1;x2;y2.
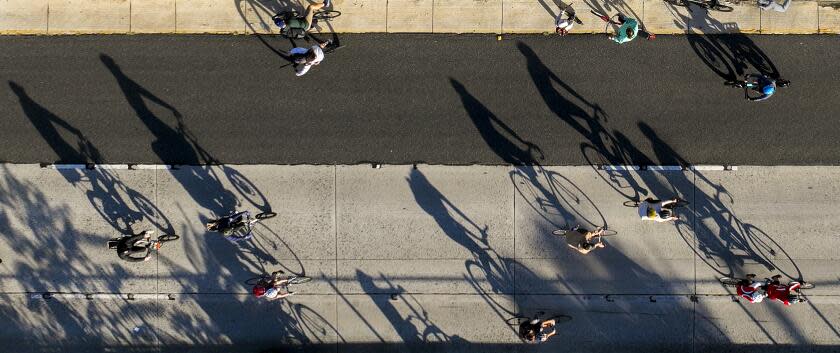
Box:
252;284;267;297
274;18;286;29
762;85;775;96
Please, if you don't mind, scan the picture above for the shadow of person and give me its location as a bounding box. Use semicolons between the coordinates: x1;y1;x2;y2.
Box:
664;4;780;81
636;121;800;279
407;168;522;327
99;54;240;213
356;270;465;345
9;81;173;234
516;43;650;201
8;81;101;164
450;78;542;165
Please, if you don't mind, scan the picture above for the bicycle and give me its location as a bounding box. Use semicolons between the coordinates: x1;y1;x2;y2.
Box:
719;275;814;289
623;197;690;209
108;231;179;251
725;77;790;90
719;275;814;303
664;0;734;12
552;225;617;237
207;211;277;238
273;9;342;34
246;270;313;298
245;270;313;285
507;312;572;342
590;10;655;40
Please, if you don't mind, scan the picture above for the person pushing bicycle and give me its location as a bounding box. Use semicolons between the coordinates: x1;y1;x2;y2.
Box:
273;0;331;39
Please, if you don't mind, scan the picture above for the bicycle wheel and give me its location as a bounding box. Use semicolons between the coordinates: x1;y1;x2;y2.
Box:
313;10;341;20
255;212;277;220
288;276;313;285
718;277;744;287
623;200;640;208
157;234;180;243
245;276;271;286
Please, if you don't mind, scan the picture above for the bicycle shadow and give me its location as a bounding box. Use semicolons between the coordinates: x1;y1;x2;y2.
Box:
663;1;781;81
9;81;174;236
636;122;801;280
356;270;466;346
517;42;650;202
0;164;168;349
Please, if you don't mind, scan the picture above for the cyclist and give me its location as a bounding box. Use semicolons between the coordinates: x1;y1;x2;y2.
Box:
766;275;805;305
116;230;156;262
206;211;252;242
555;4;581;35
290;41;329;76
744;74;788;102
638;198;681;223
608;14;654;44
519;317;557;343
273;0;331;39
735;274;768;303
252;277;295;300
564;227;606;255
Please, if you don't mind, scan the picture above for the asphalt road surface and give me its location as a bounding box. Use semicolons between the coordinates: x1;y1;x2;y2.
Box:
1;34;838;165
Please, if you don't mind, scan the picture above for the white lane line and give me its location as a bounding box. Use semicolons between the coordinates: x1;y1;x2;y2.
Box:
94;164;130;170
130;164;173;170
601;165;640;171
690;165;738;171
46;164;89;170
646;166;684;171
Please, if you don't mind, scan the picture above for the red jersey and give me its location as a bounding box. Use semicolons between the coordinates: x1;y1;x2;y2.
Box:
766;282;801;306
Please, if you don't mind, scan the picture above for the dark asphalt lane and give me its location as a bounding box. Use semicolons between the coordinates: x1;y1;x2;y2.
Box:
1;34;838;165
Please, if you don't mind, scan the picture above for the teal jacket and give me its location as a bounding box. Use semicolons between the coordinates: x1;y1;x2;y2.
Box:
613;18;639;44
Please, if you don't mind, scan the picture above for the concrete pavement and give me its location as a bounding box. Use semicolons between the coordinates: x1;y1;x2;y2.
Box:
0;163;839;352
1;0;839;34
